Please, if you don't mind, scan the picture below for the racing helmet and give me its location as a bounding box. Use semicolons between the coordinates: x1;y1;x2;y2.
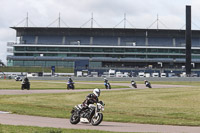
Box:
93;88;101;97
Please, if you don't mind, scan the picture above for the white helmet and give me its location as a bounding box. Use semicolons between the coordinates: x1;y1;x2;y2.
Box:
93;88;101;97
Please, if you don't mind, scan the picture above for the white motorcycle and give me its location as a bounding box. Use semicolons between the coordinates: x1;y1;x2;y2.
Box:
70;101;105;126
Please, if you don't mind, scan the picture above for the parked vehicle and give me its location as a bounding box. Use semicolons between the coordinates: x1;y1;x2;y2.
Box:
109;69;115;77
116;71;124;77
161;73;167;77
70;101;105;126
152;73;159;77
15;76;22;81
138;72;145;77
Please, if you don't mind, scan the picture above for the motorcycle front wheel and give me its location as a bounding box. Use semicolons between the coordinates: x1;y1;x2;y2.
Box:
70;113;80;124
91;113;103;126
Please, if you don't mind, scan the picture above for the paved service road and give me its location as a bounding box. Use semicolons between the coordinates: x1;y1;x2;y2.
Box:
0;113;200;133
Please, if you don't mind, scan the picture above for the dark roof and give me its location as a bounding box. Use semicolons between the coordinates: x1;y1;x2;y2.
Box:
10;27;200;37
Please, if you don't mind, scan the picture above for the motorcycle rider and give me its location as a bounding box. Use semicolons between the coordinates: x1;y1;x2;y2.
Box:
83;88;100;106
104;78;108;84
144;80;151;87
21;76;30;89
24;76;29;82
131;79;137;88
68;77;73;83
67;77;74;89
79;88;101;113
131;79;136;85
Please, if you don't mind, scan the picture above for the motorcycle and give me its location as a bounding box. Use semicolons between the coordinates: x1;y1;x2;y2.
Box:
21;80;30;90
70;101;105;126
145;82;152;88
104;82;111;89
131;81;137;88
67;82;75;90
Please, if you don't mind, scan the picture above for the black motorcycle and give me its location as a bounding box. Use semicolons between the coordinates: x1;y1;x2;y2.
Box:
70;101;105;126
21;80;30;90
67;82;75;90
131;81;137;88
104;82;111;89
145;81;152;88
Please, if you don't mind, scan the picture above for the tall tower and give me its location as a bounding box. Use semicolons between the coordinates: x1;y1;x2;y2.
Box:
185;5;191;76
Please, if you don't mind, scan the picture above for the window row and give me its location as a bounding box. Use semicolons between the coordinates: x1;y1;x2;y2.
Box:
14;46;192;54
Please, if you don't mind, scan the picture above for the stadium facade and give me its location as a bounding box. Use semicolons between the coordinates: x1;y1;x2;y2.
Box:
7;27;200;75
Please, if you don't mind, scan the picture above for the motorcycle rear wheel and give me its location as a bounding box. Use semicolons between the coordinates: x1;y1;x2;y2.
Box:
91;113;103;126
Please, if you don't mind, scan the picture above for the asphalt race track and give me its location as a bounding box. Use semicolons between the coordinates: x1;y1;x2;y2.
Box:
0;113;200;133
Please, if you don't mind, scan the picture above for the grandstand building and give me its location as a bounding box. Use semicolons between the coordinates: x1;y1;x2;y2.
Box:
7;27;200;75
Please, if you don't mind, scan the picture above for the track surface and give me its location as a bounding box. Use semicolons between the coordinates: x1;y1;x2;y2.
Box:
0;82;197;133
0;82;189;95
0;113;200;133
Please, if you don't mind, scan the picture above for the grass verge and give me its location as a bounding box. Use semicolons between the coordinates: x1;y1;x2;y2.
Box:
0;80;127;90
1;85;200;126
0;124;129;133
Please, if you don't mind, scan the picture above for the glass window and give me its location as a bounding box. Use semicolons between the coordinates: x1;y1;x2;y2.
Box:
114;48;124;52
147;49;157;53
35;61;45;67
69;48;79;52
48;47;58;51
14;53;25;56
91;54;105;57
135;55;146;58
37;47;47;51
169;49;179;53
59;47;68;52
157;49;168;53
92;48;103;52
147;55;158;58
44;53;57;56
46;61;57;67
26;47;36;51
192;49;200;54
68;54;78;57
125;48;138;52
15;47;25;51
80;48;91;52
89;62;102;67
104;48;113;52
13;61;24;66
24;61;35;66
137;49;146;53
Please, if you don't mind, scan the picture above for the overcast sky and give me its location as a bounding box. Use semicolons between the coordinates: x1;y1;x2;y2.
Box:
0;0;197;64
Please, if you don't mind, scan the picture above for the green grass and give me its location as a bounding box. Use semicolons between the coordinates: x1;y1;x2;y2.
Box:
0;80;127;90
0;124;128;133
1;85;200;126
0;66;74;73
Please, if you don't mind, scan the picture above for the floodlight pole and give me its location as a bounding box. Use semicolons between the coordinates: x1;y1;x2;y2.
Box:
185;5;192;76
